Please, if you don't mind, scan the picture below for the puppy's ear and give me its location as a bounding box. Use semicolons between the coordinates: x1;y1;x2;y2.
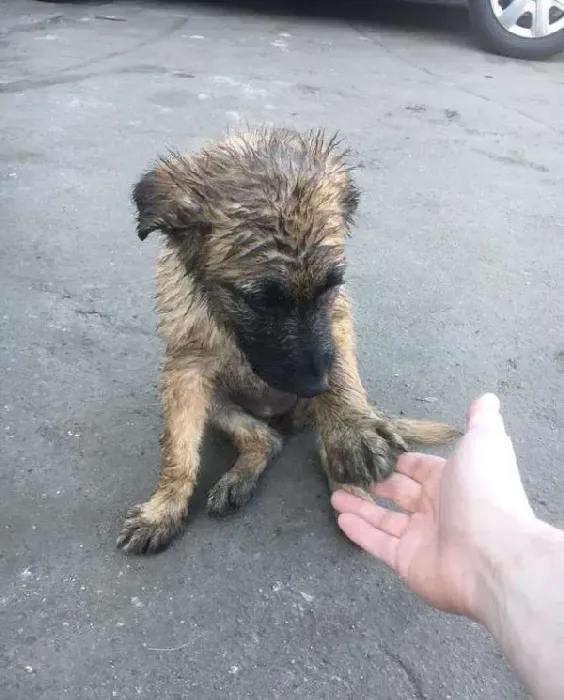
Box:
132;158;204;241
342;178;360;225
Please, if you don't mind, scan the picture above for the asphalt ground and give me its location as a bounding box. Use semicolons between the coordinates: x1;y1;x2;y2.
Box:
1;2;563;698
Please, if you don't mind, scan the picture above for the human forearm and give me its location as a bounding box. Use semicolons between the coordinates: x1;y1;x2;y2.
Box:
474;518;564;700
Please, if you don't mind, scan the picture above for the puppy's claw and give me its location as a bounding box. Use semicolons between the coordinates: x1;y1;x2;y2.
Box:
116;504;185;555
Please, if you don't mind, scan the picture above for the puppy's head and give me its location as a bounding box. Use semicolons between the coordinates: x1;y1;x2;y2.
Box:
133;128;359;397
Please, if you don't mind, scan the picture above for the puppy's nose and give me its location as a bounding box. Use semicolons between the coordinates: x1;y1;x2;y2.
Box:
298;374;329;398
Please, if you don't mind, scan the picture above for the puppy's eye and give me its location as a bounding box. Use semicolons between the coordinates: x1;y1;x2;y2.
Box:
239;282;289;310
318;268;345;297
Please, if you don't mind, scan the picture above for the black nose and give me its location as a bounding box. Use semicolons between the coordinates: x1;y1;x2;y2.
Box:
297;374;329;398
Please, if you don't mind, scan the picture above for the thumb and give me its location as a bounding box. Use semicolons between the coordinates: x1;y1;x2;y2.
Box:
463;393;533;516
466;393;507;435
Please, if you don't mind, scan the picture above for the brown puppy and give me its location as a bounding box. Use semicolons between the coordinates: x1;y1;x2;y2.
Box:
117;127;456;555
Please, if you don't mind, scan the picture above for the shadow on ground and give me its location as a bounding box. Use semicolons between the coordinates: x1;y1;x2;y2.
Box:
42;0;475;50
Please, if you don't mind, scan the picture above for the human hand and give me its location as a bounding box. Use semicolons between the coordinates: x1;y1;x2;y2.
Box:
331;394;537;620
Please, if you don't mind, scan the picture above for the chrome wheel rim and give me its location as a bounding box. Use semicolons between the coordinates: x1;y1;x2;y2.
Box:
489;0;564;37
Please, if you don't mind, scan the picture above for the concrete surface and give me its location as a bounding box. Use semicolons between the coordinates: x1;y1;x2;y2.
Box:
1;1;564;698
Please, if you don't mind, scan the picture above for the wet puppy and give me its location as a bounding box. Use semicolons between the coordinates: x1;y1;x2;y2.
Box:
117;126;456;554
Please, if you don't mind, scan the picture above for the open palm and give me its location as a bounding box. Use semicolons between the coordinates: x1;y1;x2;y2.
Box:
331;394;533;619
332;453;478;615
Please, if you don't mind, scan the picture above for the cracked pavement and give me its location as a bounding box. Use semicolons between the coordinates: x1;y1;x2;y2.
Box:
1;1;564;699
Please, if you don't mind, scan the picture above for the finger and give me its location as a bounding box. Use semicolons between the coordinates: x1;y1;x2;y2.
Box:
331;490;410;537
393;452;446;486
368;472;423;514
466;393;507;435
337;513;399;573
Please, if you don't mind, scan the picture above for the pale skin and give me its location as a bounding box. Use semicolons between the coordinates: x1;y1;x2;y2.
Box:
332;394;564;700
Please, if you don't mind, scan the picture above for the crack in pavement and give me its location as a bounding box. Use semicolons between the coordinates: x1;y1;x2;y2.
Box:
18;279;154;339
0;64;194;94
0;13;66;36
381;644;427;700
73;307;153;339
0;15;190;94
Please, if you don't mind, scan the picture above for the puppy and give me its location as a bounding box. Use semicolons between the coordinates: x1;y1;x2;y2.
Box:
117;127;455;554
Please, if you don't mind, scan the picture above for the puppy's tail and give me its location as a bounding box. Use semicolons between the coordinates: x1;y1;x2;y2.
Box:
390;418;460;446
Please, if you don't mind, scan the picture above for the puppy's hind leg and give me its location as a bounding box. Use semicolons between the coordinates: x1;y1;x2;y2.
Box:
206;395;283;516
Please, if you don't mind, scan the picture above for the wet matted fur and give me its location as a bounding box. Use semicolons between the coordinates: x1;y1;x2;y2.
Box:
117;126;456;555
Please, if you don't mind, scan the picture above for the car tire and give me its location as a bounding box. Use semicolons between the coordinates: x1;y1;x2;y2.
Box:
468;0;564;59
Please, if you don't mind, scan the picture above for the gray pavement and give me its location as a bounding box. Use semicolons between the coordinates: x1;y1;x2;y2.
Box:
2;1;564;698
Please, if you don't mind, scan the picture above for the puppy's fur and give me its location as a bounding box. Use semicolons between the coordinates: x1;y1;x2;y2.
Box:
117;127;456;555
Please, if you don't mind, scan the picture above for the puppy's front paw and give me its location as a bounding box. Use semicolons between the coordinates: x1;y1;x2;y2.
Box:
116;502;185;555
321;413;407;487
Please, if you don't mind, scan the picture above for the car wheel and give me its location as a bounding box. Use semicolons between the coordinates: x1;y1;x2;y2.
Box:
468;0;564;59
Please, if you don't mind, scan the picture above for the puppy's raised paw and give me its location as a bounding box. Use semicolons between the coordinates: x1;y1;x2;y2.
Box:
321;413;407;488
